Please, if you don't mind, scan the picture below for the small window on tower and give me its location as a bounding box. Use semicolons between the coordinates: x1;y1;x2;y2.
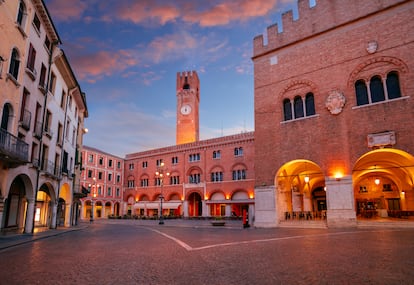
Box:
183;76;190;89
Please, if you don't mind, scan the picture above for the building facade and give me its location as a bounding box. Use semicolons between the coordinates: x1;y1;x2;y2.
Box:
0;0;88;233
252;0;414;227
79;146;124;220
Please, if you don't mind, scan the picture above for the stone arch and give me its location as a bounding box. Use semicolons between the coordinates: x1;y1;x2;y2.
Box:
353;148;414;218
279;79;318;100
275;159;325;221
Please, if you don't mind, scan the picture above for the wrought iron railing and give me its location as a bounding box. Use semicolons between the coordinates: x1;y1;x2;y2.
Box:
0;128;29;162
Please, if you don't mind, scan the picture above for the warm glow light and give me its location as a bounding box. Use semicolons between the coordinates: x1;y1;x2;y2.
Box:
374;178;380;185
204;195;208;200
93;193;96;198
249;193;254;199
304;176;310;183
324;186;327;191
334;172;343;180
135;198;139;202
401;191;405;196
226;194;230;200
181;196;185;201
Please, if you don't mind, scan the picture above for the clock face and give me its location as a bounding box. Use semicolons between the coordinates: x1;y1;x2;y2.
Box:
180;104;192;115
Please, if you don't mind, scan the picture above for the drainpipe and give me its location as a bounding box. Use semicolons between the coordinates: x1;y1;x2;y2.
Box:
32;41;59;233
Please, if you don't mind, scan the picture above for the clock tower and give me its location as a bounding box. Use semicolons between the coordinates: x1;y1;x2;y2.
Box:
176;71;200;145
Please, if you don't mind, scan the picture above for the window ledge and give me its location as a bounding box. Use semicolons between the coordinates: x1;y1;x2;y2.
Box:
352;96;410;110
281;114;320;124
6;73;20;87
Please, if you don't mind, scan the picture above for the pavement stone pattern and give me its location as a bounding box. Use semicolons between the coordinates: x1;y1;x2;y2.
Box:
1;219;413;285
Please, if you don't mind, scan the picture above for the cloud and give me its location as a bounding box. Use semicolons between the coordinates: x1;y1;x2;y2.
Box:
69;50;138;83
46;0;88;22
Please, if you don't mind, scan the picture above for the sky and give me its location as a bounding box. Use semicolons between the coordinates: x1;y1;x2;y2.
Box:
44;0;303;157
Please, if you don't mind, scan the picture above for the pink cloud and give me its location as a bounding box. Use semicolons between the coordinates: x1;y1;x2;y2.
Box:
70;50;138;83
46;0;88;22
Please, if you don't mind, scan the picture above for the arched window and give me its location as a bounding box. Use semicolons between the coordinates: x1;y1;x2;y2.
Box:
386;71;401;99
305;93;315;116
355;79;368;106
17;1;27;28
294;96;304;118
283;99;292;121
370;75;385;103
9;48;20;80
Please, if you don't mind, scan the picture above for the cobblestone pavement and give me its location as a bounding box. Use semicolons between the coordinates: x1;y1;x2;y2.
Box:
1;219;413;285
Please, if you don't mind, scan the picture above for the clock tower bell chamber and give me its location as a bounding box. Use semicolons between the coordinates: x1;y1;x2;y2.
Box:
176;71;200;145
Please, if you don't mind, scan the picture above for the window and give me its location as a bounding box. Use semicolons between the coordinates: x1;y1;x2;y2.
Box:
129;163;134;170
49;72;56;94
107;187;112;196
116;188;120;197
386;72;401;99
17;1;27;29
155;177;162;186
127;179;135;187
283;99;292;121
44;36;51;52
189;153;200;162
189;173;201;184
98;172;102;180
355;71;402;106
116;174;120;183
211;172;223;182
117;161;121;169
234;147;243;156
172;156;178;164
57;123;63;145
19;88;30;130
9;48;20;80
39;64;47;90
27;43;36;73
60;90;66;108
99;157;103;165
108;159;113;167
97;186;102;195
294;96;304;118
44;110;52;135
88;170;92;178
156;159;163;166
88;154;93;163
142;161;148;168
370;76;385;103
170;176;180;185
305;93;315;116
140;179;149;187
108;173;112;181
213;150;221;159
33;13;41;32
232;169;246;180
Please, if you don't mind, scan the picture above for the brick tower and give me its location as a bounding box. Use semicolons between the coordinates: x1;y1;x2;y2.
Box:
176;71;200;145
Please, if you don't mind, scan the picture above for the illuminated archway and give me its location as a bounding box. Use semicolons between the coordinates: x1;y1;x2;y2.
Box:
275;159;325;221
353;148;414;218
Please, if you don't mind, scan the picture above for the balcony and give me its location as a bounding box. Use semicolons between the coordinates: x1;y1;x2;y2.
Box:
41;159;59;178
0;128;29;167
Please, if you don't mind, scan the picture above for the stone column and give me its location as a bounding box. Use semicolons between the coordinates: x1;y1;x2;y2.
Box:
25;198;35;233
50;201;58;229
183;200;189;217
225;204;231;217
254;185;278;228
64;202;71;227
325;176;357;228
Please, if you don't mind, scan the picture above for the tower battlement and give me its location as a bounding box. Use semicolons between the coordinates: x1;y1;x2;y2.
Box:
253;0;407;58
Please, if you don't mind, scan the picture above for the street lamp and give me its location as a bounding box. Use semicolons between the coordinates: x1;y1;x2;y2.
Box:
155;162;170;225
89;177;96;223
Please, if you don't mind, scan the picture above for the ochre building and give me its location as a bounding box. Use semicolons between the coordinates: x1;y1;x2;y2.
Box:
252;0;414;227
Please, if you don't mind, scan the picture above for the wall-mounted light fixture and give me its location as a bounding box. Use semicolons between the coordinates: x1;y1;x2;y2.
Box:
374;178;380;185
304;175;310;183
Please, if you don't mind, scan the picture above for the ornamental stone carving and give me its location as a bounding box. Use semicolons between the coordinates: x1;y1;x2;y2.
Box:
325;90;346;115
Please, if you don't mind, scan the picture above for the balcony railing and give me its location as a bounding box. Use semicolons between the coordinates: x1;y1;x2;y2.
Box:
19;109;31;130
0;128;29;164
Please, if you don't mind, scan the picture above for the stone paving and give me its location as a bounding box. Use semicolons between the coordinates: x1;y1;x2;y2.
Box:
1;219;414;284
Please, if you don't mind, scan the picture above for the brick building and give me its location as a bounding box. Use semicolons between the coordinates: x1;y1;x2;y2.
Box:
79;146;124;220
252;0;414;227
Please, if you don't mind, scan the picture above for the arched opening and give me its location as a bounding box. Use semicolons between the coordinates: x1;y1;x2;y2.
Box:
275;159;326;221
4;176;26;231
188;192;202;217
1;103;12;131
57;198;65;226
35;183;55;229
353;149;414;219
